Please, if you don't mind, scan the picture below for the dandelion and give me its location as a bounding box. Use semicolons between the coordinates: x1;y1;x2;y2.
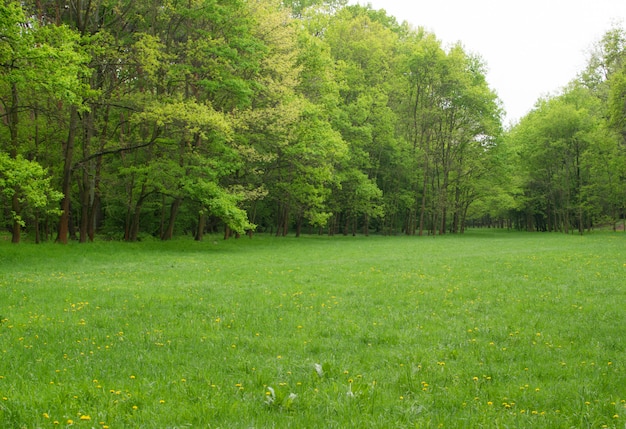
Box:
314;363;323;377
43;413;50;419
79;415;91;421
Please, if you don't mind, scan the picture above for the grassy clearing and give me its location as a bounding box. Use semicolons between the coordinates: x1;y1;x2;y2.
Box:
1;230;625;428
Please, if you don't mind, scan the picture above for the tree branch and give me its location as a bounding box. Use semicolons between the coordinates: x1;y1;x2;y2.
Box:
72;130;161;170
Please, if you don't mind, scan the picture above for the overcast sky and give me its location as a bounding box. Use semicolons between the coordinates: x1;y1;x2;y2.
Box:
348;0;626;125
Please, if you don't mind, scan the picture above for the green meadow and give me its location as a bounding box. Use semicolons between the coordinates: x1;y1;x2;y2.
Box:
1;231;625;428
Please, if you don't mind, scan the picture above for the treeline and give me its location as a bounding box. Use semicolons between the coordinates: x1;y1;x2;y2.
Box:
505;28;626;233
0;0;624;243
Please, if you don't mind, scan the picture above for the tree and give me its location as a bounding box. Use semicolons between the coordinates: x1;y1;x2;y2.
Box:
322;5;397;234
0;153;62;242
395;31;501;235
0;1;88;243
504;26;626;233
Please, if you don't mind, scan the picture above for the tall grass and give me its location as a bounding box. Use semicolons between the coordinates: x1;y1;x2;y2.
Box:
1;230;625;428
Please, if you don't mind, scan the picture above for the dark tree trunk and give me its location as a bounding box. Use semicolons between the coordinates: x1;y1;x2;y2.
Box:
363;214;369;236
123;175;135;241
161;198;181;240
295;214;302;238
195;213;206;241
78;109;94;243
276;203;289;237
57;106;78;244
127;185;149;242
79;167;90;243
9;82;20;243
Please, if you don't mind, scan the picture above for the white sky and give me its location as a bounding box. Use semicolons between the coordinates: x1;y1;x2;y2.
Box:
348;0;626;125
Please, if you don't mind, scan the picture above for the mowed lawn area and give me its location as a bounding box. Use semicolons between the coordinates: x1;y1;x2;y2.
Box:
1;230;625;428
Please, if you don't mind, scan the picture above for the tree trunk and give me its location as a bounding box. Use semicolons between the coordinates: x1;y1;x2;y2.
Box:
79;166;90;243
88;157;102;242
295;214;302;238
78;109;95;243
123;175;135;241
57;106;79;244
195;213;206;241
9;82;20;243
363;214;369;236
276;203;289;237
418;168;428;236
161;198;181;240
127;184;149;242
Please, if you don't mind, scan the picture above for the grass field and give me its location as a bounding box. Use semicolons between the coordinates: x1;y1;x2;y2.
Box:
1;230;625;428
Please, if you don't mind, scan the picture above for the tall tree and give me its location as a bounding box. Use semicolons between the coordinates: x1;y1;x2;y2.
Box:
322;5;397;234
0;1;87;243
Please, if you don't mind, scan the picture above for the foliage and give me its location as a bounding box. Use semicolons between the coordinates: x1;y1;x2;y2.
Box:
0;153;62;226
0;0;624;240
502;25;626;232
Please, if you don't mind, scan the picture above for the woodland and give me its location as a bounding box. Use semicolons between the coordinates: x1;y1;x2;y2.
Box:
0;0;625;243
